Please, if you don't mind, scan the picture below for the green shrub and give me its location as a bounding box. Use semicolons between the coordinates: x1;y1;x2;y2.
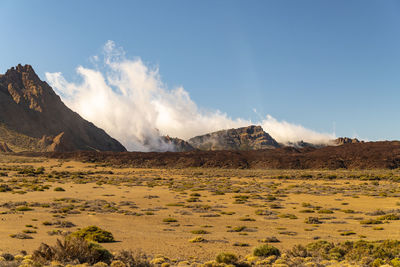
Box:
54;187;66;192
318;209;334;214
228;226;246;232
360;219;383;225
189;236;205;243
233;242;249;247
378;214;400;221
299;209;315;213
253;244;280;257
16;206;33;211
304;217;322;224
162;218;178;223
23;229;37;234
278;213;298;219
255;209;267;215
32;237;112;264
215;252;238;264
190;230;209;234
112;250;151;267
341;209;355;214
265;195;277;201
110;260;126;267
340;231;356;236
391;258;400;267
70;226;114;243
239;217;256;221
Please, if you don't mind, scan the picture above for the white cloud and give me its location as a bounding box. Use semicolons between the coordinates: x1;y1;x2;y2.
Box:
46;40;335;151
260;115;335;145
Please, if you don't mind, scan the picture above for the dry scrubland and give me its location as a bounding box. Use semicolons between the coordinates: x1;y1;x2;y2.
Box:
1;155;400;266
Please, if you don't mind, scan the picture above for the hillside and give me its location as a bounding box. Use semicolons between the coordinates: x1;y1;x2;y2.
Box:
0;64;126;152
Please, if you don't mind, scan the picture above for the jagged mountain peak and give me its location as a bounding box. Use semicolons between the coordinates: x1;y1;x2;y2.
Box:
0;64;126;152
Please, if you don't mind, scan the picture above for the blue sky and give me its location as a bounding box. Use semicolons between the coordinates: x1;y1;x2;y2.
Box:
1;0;399;141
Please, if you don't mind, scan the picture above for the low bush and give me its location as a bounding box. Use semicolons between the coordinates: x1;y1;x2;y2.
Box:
190;230;209;234
253;244;280;257
32;237;112;265
70;226;114;243
304;217;322;224
360;219;383;225
162;218;177;223
15;206;33;212
113;250;151;267
54;187;66;192
215;252;238;264
189;236;205;243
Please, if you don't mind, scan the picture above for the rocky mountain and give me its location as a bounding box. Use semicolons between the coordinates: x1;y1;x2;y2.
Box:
334;137;362;146
187;125;280;151
0;64;126;152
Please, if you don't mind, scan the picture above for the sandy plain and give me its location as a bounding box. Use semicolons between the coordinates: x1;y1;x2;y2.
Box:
0;155;400;262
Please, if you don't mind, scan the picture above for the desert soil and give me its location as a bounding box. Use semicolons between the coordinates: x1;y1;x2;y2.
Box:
0;155;400;261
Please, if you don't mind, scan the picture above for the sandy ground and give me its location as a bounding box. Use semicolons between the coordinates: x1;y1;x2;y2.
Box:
0;155;400;261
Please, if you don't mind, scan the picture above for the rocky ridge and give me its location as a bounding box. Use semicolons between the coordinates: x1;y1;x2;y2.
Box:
187;125;280;151
334;137;362;146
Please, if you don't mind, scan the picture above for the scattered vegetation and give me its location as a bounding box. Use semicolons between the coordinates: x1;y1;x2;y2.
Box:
2;157;400;265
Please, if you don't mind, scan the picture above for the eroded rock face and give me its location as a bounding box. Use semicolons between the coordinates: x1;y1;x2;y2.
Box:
0;64;126;152
187;125;280;151
37;133;76;152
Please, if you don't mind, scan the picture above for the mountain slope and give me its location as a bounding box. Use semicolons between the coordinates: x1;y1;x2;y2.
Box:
187;125;280;151
0;64;126;152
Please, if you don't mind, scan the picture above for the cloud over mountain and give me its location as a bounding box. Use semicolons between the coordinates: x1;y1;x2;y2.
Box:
46;41;335;151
